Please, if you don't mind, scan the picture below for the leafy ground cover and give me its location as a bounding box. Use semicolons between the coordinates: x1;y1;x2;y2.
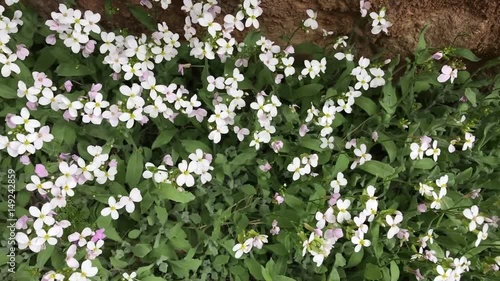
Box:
0;1;499;281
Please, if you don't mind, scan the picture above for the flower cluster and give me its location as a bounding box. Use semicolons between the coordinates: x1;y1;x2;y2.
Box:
287;154;318;181
0;4;24;77
143;149;214;188
233;230;268;259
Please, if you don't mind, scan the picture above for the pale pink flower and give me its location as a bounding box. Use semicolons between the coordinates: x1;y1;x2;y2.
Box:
46;34;56;45
64;80;73;92
16;44;29;60
273;193;284;204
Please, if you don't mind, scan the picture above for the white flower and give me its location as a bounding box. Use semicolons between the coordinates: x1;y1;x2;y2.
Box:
434;265;452;281
370;10;387;26
176;160;196;187
282;57;295;76
430;188;446;210
425;140;441;162
198;13;221;37
287;157;303;181
11;107;41;133
354;144;372;165
34;227;58;246
410;142;429;160
252;234;268;249
386;214;403;239
320;136;334;149
330;172;347;193
304;9;318;30
315;207;335;229
29;203;55;230
369;68;385;87
336;199;351;223
419;183;434;196
123;272;137;281
81;260;98;278
437;65;458;84
100;196;124;220
463;205;484;231
120;188;143;213
462;133;475;151
355;74;371;90
351;232;371;252
365;185;378;211
232;238;253;258
0;54;20;77
26;175;53;195
475;224;488;247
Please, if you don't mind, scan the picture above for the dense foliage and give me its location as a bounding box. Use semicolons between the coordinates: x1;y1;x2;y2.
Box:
0;1;499;281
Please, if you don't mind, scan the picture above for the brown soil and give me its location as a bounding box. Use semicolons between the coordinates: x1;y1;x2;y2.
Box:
22;0;500;59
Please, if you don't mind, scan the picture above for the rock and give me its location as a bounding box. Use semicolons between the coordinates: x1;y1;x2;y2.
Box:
22;0;500;58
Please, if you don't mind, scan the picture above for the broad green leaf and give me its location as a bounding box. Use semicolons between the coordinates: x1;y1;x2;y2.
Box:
128;229;141;239
464;88;477;107
359;161;396;179
96;216;122;241
159;183;196;203
332;154;349;175
293;84;324;99
378;133;397;163
327;267;341;281
453;48;480;62
380;83;398;116
180;140;212;154
245;258;265;280
110;257;129;268
55;63;95;77
231;151;257;166
127;5;156;30
142;277;166;281
416;25;429;53
364;263;383;280
0;84;17;99
334;253;346;267
413;158;436;170
346;248;364;268
390;261;400;281
169;259;202;278
152;129;177;149
132;244;152;258
36;245;54;267
126;149;143;187
355;96;378;116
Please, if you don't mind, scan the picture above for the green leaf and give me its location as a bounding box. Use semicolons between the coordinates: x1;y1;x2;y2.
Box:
333;253;346;267
152;129;177;149
245;258;265;280
231;151;257;166
453;48;480;62
364;263;383;280
332;154;350;175
132;244;152;258
180;140;212;154
51;122;77;148
126;149;143;187
413;158;436;169
378;133;397;163
346;248;364;268
298;137;323;152
169;259;202;278
127;5;156;30
159;183;196;203
416;25;429;53
110;257;129;268
455;167;473;184
355;96;378;116
0;84;17;99
142;276;167;281
464;88;477;107
327;267;341;281
390;261;400;281
128;229;141;239
55;63;95;77
96;216;122;241
359;161;396;179
293;84;324;99
380;83;398;116
36;245;54;267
